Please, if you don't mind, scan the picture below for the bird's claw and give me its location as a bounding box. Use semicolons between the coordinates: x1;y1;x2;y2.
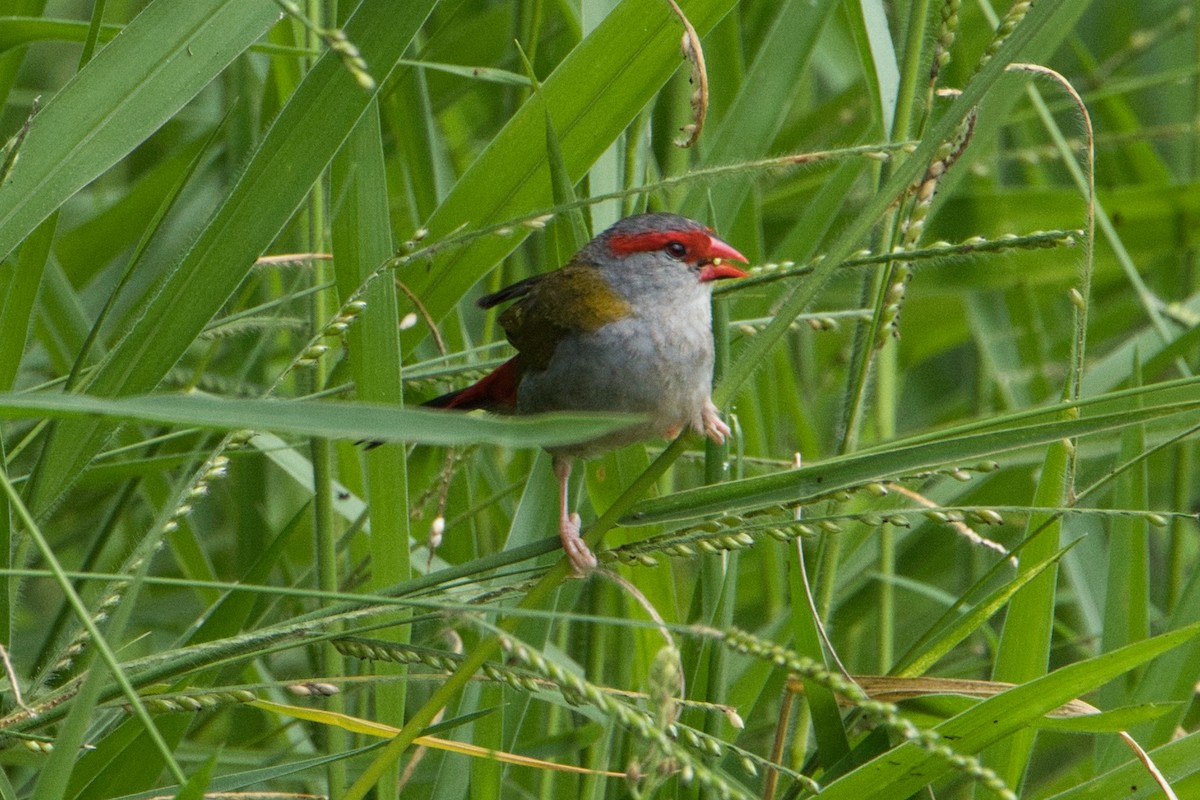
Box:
701;398;731;444
560;512;597;576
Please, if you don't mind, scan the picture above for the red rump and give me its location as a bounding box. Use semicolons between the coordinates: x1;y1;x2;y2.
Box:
608;229;746;265
425;356;521;411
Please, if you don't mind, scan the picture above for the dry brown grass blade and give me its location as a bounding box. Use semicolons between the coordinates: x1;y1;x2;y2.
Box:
664;0;707;148
789;675;1179;800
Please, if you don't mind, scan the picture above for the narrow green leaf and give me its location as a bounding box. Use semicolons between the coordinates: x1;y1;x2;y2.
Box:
986;436;1071;787
0;0;280;261
1045;731;1200;800
61;717;191;800
679;0;838;226
25;0;437;515
0;761;14;800
893;543;1075;678
332;103;410;797
791;547;852;767
110;743;386;800
624;380;1200;524
817;620;1200;799
502;450;560;555
0;212;54;389
544;107;589;256
398;0;738;332
1096;355;1150;768
0;392;639;449
843;0;900;134
172;751;217;800
0;17;122;53
530;37;589;265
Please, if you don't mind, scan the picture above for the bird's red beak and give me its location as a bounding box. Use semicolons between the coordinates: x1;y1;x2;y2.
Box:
698;236;749;282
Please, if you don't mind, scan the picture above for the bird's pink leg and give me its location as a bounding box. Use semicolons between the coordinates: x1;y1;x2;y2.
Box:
701;397;731;444
554;456;597;575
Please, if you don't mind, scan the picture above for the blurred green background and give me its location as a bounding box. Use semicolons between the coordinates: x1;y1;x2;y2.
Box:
0;1;1198;798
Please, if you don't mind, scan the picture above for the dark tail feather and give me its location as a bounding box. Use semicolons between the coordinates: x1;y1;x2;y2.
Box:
358;357;520;449
423;386;471;409
357;387;471;449
425;356;520;412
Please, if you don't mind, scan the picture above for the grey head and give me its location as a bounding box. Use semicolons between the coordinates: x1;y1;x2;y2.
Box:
576;213;740;304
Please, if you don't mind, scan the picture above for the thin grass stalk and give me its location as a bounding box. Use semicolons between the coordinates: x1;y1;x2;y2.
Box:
991;38;1173;387
309;193;349;798
871;0;939;677
343;435;692;800
298;3;348;796
0;469;188;790
714;1;1067;413
1096;362;1151;769
1175;11;1200;608
976;64;1097;786
0;216;56;658
1168;444;1194;609
77;0;106;67
333;102;409;798
987;438;1071;787
789;535;851;770
699;274;736;729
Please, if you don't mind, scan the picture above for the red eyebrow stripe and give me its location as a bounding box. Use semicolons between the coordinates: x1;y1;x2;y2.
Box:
607;229;715;259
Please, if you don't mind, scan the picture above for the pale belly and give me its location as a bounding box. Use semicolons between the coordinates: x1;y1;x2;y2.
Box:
517;306;715;457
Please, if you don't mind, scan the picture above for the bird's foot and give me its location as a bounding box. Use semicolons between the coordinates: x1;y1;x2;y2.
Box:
701;398;731;444
560;512;597;576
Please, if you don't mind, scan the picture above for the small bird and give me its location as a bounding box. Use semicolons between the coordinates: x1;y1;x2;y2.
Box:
427;213;748;574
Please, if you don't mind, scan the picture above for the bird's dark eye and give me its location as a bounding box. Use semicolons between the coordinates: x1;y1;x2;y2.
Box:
664;241;688;259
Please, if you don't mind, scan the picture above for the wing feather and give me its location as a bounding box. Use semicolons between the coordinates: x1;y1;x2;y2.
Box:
491;265;632;371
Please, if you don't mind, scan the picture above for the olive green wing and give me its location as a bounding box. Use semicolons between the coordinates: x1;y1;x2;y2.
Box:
491;265;632;371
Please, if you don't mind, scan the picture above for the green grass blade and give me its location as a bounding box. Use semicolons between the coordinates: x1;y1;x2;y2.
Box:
332;102;409;798
679;0;839;225
0;392;637;449
624;380;1200;524
396;0;738;331
985;437;1071;788
0;0;280;261
0;214;53;390
817;620;1200;799
25;0;437;515
1095;358;1151;768
1044;731;1200;800
0;17;122;53
893;543;1075;678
